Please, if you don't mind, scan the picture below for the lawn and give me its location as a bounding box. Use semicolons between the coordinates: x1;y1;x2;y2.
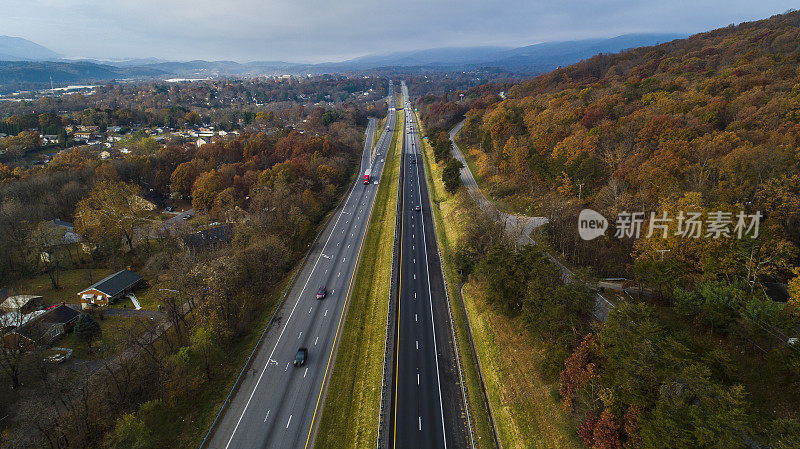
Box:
10;267;115;307
315;106;403;448
462;282;581;449
414;110;497;448
113;285;161;311
58;315;147;360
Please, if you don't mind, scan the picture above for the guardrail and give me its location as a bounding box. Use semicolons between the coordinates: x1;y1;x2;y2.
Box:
198;120;374;449
459;283;503;449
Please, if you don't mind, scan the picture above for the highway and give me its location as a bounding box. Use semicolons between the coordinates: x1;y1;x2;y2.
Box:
205;82;396;449
388;82;471;449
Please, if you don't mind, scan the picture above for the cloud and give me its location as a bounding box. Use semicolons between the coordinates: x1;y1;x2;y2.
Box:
1;0;797;62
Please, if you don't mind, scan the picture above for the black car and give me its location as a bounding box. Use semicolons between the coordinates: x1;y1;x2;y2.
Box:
294;348;308;367
411;158;416;164
316;286;327;300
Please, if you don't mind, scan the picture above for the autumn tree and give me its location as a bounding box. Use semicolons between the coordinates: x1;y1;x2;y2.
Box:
188;324;223;381
788;267;800;312
560;334;598;412
74;180;149;251
592;409;622;449
191;170;227;213
170;161;199;197
106;412;155;449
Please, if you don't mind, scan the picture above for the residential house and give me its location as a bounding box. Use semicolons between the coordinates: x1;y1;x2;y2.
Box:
77;269;143;309
196;138;208;147
73;131;93;141
41;219;82;246
35;305;80;341
0;295;43;314
184;223;233;249
3;305;80;347
100;150;111;159
42;134;59;145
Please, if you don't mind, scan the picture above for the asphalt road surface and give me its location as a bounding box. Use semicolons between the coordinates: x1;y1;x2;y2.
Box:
206;82;396;449
388;82;470;449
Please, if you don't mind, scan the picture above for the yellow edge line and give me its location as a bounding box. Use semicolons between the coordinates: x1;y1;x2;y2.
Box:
304;135;386;449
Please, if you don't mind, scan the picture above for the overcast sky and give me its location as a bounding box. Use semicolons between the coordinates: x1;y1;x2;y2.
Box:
1;1;797;62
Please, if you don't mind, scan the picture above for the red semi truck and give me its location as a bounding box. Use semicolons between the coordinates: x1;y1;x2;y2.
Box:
363;169;371;184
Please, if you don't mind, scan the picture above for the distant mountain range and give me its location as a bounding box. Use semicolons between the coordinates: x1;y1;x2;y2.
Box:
0;36;62;61
316;33;686;71
0;33;687;86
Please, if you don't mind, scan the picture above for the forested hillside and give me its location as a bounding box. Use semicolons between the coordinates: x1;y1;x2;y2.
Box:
428;10;800;286
419;10;800;449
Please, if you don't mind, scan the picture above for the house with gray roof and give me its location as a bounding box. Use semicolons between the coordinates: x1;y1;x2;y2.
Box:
184;223;233;249
77;269;143;309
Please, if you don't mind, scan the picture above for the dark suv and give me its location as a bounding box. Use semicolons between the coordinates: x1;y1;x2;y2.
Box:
294;348;308;367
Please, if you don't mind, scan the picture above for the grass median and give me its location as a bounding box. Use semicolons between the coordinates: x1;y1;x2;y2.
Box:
314;106;404;448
